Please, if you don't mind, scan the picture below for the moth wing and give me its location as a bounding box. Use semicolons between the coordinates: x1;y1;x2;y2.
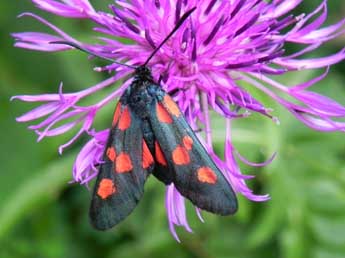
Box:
148;88;237;215
90;102;154;230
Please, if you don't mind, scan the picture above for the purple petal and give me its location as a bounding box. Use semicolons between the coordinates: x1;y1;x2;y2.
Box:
32;0;95;18
73;129;109;184
165;184;193;242
236;151;277;167
16;12;80;48
289;90;345;117
16;102;59;122
275;48;345;70
11;93;62;102
263;0;303;19
12;32;69;51
58;109;96;153
291;111;345;132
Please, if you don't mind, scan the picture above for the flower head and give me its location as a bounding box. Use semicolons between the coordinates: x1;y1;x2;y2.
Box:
12;0;345;240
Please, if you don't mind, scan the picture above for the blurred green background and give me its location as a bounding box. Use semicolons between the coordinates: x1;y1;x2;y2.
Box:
1;1;345;258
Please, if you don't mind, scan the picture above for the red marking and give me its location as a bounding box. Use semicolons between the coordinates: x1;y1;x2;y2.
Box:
112;102;122;126
115;153;133;173
142;140;154;169
163;95;180;117
97;178;116;199
156;103;173;123
155;141;167;166
172;145;190;165
106;147;116;162
118;106;131;130
197;167;218;184
182;136;193;150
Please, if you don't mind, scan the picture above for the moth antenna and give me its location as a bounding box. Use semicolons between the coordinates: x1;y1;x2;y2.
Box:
50;41;137;69
143;6;196;66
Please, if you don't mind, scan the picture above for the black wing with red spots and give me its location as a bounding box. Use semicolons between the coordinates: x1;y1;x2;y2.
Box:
89;101;154;230
147;85;238;215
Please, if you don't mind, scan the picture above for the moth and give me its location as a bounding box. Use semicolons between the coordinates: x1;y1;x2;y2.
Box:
55;7;237;230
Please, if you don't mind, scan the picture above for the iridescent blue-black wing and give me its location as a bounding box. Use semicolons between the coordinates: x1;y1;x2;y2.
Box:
89;101;154;230
148;85;238;215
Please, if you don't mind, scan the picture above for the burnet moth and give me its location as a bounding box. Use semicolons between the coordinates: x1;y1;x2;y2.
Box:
53;6;237;231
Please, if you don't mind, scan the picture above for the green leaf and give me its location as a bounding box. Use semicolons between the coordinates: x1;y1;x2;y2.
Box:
308;214;345;248
313;247;345;258
0;154;74;240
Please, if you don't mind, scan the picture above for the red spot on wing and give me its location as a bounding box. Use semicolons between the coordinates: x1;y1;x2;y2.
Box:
115;153;133;173
156;103;173;123
172;145;190;165
142;140;154;169
112;102;122;126
106;147;116;162
197;167;218;184
163;95;180;117
155;141;167;166
97;178;116;199
118;106;131;130
182;136;193;150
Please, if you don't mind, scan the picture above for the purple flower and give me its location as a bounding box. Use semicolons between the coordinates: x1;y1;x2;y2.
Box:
12;0;345;240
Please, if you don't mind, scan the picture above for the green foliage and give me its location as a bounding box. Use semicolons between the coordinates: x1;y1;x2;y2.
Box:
1;1;345;258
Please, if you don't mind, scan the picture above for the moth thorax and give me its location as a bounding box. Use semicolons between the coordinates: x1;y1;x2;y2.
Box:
129;88;152;119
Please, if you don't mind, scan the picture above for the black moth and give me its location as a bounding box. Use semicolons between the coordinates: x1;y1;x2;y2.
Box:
55;7;237;230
